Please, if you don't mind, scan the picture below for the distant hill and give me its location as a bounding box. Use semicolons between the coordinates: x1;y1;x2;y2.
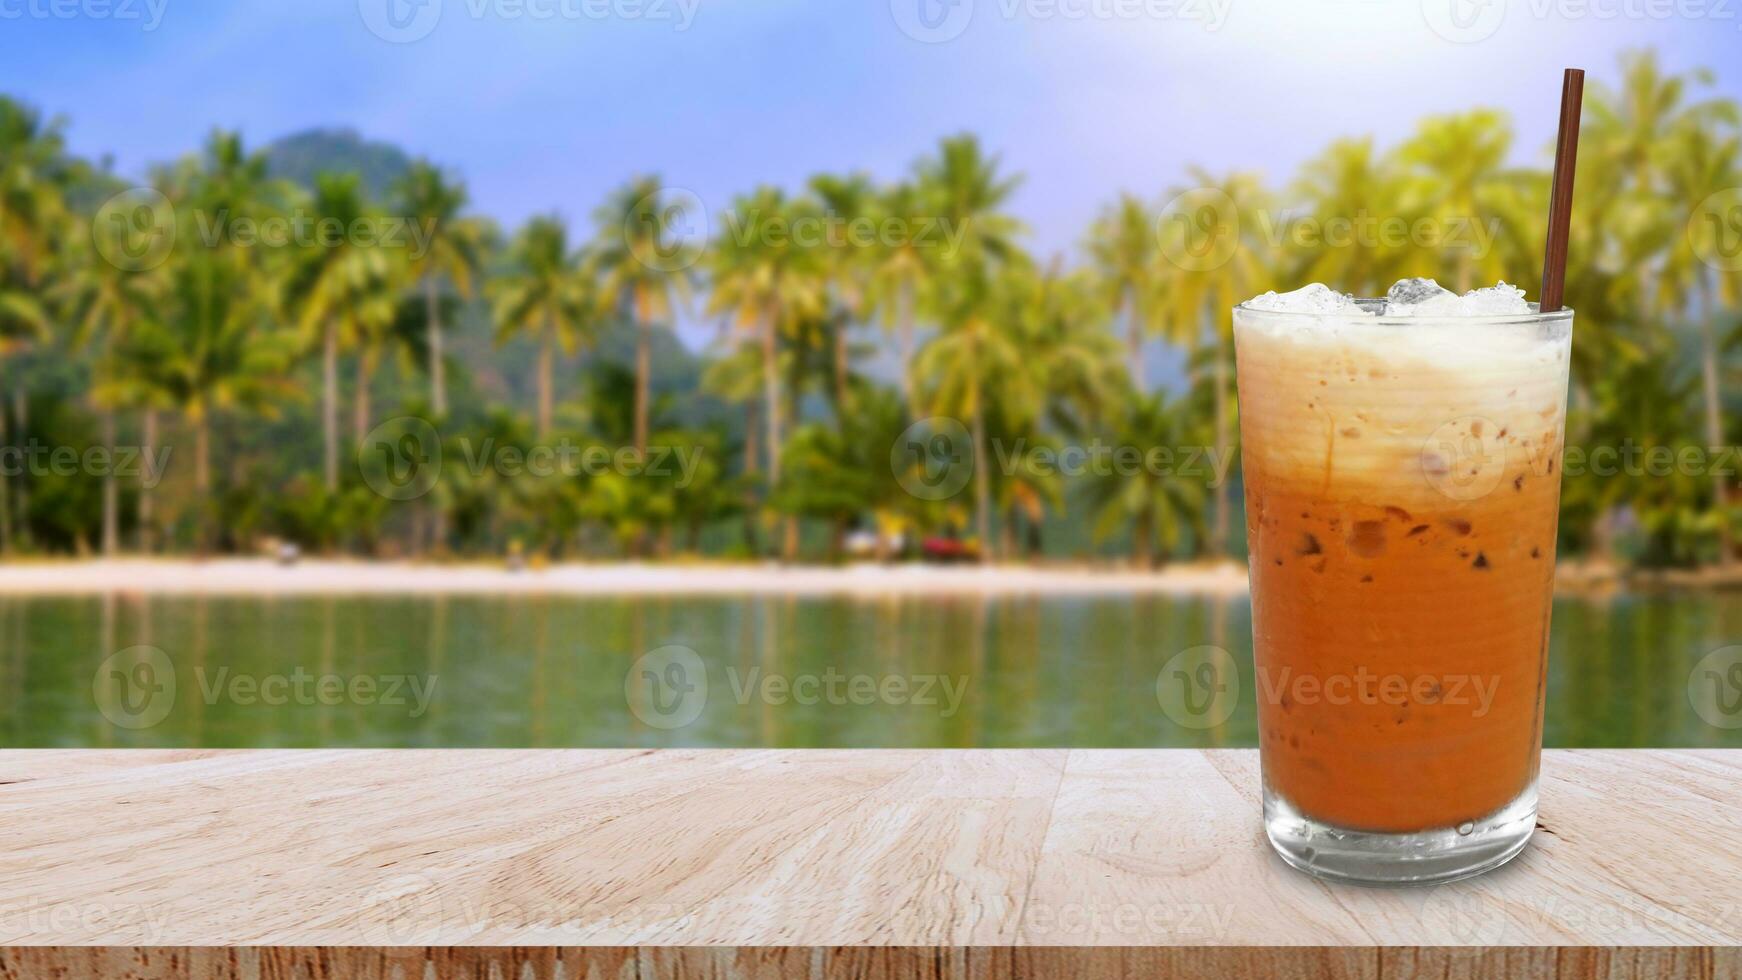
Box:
262;128;413;201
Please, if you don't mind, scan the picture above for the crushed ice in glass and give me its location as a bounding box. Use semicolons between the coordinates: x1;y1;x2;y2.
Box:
1242;279;1533;317
1242;283;1371;315
1383;278;1530;316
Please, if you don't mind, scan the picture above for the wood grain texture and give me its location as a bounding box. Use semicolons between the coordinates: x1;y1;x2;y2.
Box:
0;749;1737;954
0;947;1737;979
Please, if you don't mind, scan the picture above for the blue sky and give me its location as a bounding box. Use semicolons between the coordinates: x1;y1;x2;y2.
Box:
3;0;1740;264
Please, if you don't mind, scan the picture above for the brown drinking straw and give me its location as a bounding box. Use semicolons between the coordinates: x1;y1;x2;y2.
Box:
1540;68;1584;313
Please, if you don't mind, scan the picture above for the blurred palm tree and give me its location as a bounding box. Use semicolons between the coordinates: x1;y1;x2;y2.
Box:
1662;123;1742;564
1292;137;1402;296
1159;168;1271;557
868;180;935;419
0;96;70;553
1087;194;1157;389
289;174;397;489
0;97;70;285
918;261;1044;561
700;342;767;553
1394;110;1530;291
706;187;825;489
907;135;1029;560
775;384;911;560
1087;393;1208;567
54;205;166;554
916;134;1024;269
808;172;877;410
1588;51;1737;196
395;160;486;419
592;176;695;455
491;215;598;439
130;250;298;550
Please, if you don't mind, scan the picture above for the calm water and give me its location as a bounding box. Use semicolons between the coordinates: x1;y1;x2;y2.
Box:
4;592;1739;748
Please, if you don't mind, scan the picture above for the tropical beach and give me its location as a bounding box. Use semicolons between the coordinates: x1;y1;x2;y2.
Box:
1;30;1740;758
0;50;1736;574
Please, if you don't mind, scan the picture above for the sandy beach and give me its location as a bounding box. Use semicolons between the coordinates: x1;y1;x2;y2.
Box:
0;558;1255;598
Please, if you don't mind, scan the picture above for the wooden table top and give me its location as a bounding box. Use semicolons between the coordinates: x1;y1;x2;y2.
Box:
0;748;1737;950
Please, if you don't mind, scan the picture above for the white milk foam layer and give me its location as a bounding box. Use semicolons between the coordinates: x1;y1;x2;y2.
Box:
1233;281;1572;503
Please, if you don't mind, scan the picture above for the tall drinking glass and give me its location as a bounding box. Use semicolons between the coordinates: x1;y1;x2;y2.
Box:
1233;299;1573;884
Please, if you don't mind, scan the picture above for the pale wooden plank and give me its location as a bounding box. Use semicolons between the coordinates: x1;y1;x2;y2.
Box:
0;749;1737;951
1022;749;1742;946
7;948;1730;980
620;750;1066;946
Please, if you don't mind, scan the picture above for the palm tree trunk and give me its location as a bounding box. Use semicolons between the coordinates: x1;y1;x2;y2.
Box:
0;388;14;555
354;353;375;449
971;378;992;565
1212;333;1230;557
742;400;761;555
1124;288;1143;391
138;409;157;553
1700;273;1733;567
426;275;447;417
834;321;850;413
1134;506;1153;569
13;390;27;548
634;289;651;455
322;320;338;492
537;324;554;439
100;409;118;556
762;314;782;485
900;281;919;420
194;415;211;555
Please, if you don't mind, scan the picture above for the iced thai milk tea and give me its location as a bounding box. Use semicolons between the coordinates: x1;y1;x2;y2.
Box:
1233;280;1572;884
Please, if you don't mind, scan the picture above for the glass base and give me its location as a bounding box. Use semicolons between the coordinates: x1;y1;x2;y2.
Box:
1263;783;1537;885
